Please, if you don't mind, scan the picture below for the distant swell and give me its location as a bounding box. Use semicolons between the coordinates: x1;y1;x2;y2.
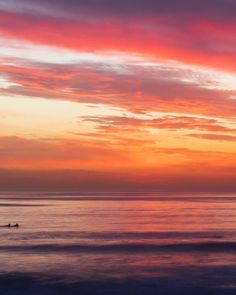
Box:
1;241;236;253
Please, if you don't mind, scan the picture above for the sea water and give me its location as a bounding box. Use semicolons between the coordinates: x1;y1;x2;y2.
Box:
0;194;236;294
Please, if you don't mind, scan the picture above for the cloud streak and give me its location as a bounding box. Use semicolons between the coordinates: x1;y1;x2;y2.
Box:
1;58;236;118
1;1;236;71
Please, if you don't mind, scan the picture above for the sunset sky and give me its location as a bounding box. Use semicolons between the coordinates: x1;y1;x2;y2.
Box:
1;0;236;192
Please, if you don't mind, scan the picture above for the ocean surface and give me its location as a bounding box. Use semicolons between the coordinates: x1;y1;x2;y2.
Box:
0;193;236;294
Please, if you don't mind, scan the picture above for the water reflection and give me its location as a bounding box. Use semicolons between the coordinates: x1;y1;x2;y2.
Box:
0;195;235;294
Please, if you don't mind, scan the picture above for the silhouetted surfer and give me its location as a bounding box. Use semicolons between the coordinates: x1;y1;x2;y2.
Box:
1;223;19;227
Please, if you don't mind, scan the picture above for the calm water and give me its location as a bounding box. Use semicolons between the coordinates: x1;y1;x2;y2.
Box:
0;194;236;294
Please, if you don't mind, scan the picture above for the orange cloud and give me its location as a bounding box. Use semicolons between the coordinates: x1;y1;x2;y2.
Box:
1;62;236;118
82;115;236;133
0;134;235;192
188;133;236;142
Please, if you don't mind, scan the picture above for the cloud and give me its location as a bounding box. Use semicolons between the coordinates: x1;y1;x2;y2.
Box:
188;133;236;142
2;0;236;20
0;167;236;193
0;135;235;169
82;115;236;133
1;2;236;71
0;135;236;192
1;60;236;118
0;136;132;169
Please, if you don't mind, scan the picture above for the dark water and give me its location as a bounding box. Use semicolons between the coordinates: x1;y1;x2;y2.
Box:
0;194;236;294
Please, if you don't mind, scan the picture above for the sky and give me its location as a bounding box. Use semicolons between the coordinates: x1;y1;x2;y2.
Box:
0;0;236;193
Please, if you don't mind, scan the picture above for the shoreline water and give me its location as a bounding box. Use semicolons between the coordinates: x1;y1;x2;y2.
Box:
0;194;235;294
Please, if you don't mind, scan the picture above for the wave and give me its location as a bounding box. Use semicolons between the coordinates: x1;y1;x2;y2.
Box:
1;195;236;202
9;230;226;241
0;203;47;207
1;241;236;253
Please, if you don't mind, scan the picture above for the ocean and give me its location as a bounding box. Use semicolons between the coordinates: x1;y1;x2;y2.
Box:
0;193;236;294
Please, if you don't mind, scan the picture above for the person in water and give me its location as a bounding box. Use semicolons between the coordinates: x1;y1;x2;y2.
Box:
2;223;19;227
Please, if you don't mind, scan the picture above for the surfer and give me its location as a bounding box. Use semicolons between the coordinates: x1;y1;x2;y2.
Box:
1;224;11;227
1;223;19;227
